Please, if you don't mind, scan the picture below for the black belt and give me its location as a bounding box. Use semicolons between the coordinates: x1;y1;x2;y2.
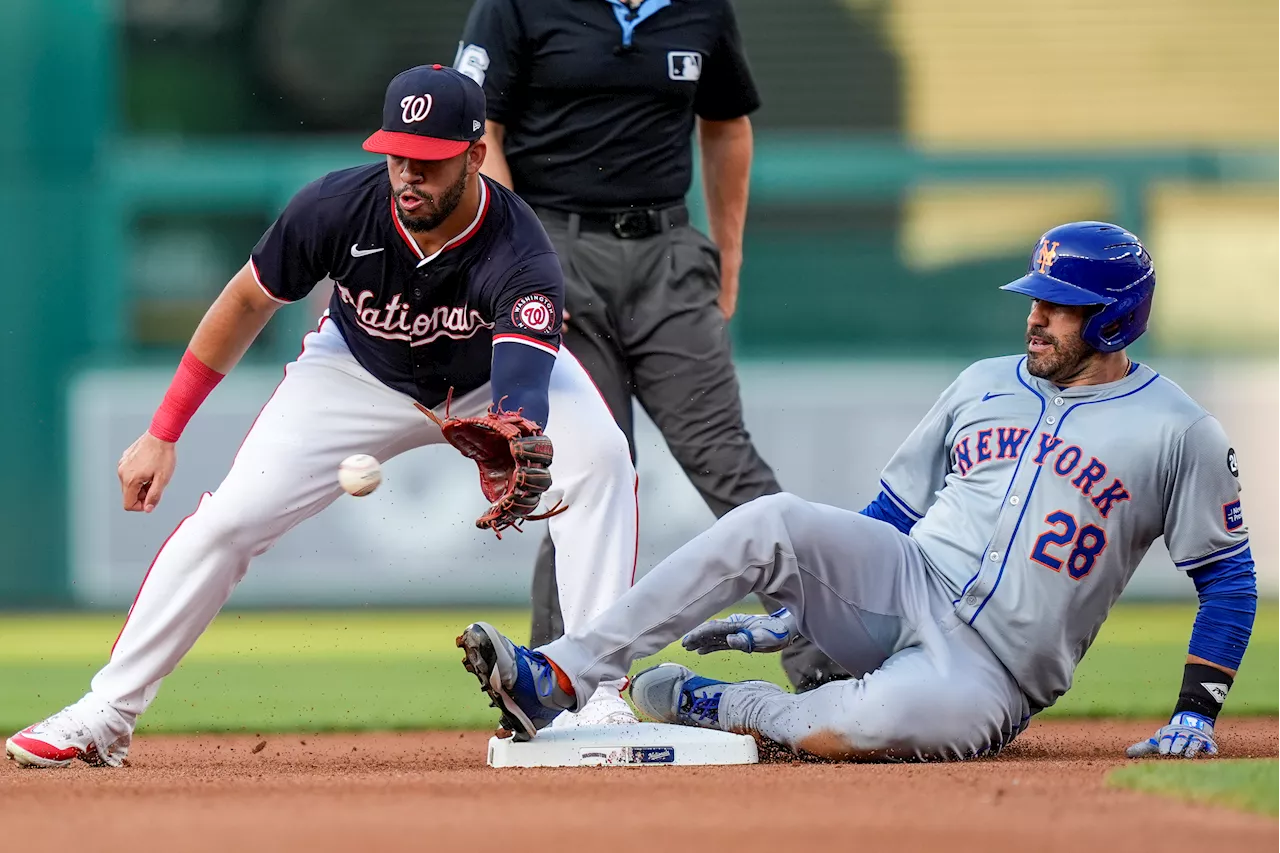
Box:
534;204;689;239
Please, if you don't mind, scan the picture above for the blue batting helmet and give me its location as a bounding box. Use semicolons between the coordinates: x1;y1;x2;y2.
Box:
1000;221;1156;352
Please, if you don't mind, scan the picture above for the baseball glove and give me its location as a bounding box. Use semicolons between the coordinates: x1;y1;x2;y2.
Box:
415;394;566;538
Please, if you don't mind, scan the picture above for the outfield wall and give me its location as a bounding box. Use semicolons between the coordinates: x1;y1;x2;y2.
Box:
67;358;1277;608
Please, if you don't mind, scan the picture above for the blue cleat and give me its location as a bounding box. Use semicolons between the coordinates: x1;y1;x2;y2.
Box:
628;663;734;729
456;622;574;741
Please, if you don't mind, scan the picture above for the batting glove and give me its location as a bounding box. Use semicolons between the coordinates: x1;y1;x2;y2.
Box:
1126;712;1219;759
681;609;799;655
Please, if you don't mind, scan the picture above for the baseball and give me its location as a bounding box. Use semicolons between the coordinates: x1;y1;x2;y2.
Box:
338;454;383;496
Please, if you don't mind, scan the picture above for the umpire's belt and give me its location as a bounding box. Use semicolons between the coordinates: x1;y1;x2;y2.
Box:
535;204;689;239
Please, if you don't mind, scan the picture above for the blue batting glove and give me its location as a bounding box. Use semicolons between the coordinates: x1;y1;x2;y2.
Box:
681;609;799;655
1126;712;1218;759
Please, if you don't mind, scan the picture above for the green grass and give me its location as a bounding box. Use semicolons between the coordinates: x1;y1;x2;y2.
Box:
1108;759;1279;816
0;603;1273;733
1038;603;1277;719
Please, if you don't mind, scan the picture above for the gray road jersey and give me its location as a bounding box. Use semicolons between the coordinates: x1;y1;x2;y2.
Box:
880;355;1249;711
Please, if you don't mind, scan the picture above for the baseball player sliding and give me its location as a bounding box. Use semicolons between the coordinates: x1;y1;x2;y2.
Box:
458;222;1257;761
6;65;640;768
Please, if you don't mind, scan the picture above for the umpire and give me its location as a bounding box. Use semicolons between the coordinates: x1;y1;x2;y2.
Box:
454;0;846;692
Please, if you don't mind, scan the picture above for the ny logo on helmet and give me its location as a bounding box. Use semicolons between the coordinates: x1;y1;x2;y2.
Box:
1036;239;1061;274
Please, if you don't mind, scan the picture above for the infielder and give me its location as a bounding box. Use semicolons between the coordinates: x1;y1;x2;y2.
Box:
6;65;639;769
457;221;1257;760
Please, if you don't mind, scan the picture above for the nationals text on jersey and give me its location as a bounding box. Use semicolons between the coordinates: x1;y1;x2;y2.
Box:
334;284;492;345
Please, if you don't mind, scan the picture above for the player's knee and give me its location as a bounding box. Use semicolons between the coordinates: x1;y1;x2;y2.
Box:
794;729;869;761
732;492;811;527
796;703;904;761
194;494;274;555
808;683;1008;762
552;420;632;481
841;704;899;753
599;423;632;469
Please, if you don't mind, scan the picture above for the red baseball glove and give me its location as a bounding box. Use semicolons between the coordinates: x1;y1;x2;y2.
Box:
415;394;566;538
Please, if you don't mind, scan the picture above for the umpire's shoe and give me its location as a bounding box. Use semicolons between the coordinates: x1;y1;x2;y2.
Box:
456;622;574;741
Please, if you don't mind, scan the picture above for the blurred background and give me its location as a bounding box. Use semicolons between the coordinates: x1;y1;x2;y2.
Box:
1;0;1275;610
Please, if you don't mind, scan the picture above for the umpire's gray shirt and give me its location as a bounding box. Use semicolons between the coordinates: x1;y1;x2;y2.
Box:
880;356;1249;711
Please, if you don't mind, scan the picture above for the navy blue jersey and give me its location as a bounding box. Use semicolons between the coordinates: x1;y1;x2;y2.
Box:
250;165;563;408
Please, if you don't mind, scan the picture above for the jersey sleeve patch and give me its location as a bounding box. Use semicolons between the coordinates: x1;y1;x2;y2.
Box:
511;293;556;333
1223;499;1244;532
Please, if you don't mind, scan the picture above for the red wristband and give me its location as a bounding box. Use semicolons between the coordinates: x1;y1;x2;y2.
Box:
148;350;225;443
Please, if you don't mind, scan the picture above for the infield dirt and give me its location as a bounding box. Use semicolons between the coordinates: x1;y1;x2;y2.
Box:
2;718;1275;852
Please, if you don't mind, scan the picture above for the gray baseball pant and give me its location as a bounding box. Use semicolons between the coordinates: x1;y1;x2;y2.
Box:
539;493;1031;761
527;209;848;691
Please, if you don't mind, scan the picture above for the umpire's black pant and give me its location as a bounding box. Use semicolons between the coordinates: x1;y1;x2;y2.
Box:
529;205;849;693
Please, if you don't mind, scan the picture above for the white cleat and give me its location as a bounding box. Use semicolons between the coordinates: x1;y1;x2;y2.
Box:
5;707;127;768
551;685;639;729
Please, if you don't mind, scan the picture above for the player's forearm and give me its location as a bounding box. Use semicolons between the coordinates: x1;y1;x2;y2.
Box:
490;341;554;428
1166;551;1257;722
697;116;752;261
479;121;514;190
1186;550;1256;673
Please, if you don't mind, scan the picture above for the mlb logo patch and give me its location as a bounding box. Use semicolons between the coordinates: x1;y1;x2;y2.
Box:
668;51;702;81
1223;499;1243;532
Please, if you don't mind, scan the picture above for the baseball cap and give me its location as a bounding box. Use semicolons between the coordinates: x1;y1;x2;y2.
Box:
362;64;486;161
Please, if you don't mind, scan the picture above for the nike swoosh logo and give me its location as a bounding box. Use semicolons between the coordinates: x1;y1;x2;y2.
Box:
982;392;1014;402
350;244;384;258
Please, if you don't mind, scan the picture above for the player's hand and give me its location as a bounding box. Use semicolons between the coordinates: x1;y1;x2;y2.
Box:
117;431;177;513
1126;712;1219;759
681;609;798;655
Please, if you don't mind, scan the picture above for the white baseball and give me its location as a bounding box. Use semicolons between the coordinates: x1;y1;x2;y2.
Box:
338;454;383;497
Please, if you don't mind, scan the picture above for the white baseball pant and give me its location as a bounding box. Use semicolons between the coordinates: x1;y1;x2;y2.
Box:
71;318;637;750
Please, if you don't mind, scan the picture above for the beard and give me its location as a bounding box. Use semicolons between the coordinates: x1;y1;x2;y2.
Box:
394;163;469;233
1025;325;1097;384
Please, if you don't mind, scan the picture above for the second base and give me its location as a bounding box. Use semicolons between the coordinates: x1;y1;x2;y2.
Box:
487;723;759;768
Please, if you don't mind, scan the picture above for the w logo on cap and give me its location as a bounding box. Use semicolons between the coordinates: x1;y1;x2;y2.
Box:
1035;239;1060;274
400;94;434;124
